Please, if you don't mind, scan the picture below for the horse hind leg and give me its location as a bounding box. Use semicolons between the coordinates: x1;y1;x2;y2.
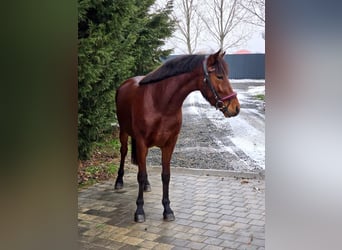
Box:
114;131;128;190
134;140;148;222
132;138;151;192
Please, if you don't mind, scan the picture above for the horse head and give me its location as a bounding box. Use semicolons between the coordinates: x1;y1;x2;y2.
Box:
200;49;240;117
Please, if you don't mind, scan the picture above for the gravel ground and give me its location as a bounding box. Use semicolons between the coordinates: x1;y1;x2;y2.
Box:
146;80;265;175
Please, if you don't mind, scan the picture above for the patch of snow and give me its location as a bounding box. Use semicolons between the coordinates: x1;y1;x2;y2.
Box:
230;79;265;84
228;114;265;169
248;86;265;96
182;83;265;171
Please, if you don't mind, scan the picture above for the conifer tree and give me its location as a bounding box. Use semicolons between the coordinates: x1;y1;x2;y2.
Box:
78;0;175;159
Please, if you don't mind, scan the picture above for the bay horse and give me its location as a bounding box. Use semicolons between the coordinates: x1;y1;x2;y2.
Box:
114;49;240;222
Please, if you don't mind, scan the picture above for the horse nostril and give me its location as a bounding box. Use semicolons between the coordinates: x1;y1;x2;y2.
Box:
236;106;240;114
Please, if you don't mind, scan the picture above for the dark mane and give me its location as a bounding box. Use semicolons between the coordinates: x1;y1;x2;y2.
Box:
140;54;205;85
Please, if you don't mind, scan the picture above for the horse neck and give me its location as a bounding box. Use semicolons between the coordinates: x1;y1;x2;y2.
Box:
152;72;200;113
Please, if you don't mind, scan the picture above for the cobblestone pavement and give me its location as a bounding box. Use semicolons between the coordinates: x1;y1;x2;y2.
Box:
78;166;264;249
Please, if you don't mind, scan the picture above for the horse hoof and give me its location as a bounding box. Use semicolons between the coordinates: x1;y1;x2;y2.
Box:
163;212;175;222
114;182;123;190
134;213;146;223
144;184;151;192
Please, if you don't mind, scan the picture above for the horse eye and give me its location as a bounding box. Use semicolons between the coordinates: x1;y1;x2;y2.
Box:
216;75;224;80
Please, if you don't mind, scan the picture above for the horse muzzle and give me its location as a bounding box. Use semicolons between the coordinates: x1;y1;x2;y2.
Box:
218;102;240;118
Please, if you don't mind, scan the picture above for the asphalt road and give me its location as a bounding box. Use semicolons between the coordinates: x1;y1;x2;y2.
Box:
147;80;265;175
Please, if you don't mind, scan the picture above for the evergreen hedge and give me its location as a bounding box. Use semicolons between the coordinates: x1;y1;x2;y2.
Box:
78;0;175;160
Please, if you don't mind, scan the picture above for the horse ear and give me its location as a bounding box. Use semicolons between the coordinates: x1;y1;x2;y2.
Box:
208;49;222;65
221;51;226;57
214;49;221;59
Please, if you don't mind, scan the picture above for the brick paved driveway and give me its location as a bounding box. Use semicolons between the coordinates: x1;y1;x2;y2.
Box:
78;167;264;250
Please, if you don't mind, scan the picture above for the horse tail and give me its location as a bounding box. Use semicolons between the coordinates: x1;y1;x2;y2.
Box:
131;138;138;165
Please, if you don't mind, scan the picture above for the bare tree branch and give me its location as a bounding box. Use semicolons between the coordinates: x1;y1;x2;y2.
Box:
171;0;203;54
161;0;262;54
240;0;265;27
198;0;251;51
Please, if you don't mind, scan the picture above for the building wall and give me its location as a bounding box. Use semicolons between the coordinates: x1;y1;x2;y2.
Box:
225;54;265;79
163;53;265;80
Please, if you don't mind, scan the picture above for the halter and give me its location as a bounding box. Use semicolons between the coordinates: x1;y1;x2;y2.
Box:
203;55;237;111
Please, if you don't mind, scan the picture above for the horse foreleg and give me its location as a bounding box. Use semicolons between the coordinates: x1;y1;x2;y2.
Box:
135;141;148;223
114;132;128;190
161;141;177;221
